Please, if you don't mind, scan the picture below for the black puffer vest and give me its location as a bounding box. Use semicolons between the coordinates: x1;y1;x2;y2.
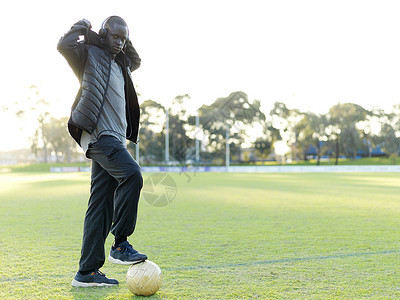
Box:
67;46;140;146
71;46;111;135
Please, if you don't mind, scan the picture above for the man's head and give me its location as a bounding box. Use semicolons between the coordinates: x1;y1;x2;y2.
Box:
99;16;129;58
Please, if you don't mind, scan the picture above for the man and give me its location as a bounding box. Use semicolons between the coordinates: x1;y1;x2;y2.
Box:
57;16;147;287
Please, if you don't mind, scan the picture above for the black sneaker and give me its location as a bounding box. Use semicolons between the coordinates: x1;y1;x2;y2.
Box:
108;241;147;265
71;270;119;287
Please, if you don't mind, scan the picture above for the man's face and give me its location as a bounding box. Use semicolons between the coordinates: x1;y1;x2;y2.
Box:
104;23;128;56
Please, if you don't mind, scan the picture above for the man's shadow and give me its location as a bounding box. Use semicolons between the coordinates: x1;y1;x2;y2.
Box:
70;286;163;299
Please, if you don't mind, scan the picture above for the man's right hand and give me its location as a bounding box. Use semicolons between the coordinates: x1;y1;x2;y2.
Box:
81;19;92;30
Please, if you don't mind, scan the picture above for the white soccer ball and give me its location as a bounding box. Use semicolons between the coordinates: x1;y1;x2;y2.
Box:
126;260;162;296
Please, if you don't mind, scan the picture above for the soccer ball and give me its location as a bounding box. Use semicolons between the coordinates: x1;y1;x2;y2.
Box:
126;260;162;296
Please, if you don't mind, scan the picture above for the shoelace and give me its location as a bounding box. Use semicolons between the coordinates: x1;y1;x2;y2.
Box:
93;270;105;277
122;244;136;254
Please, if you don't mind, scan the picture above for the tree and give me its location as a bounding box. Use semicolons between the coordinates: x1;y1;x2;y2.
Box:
31;112;50;162
168;94;194;163
253;124;280;160
197;91;266;164
129;99;166;163
31;115;78;162
295;112;328;164
379;123;399;157
372;106;400;160
269;102;305;161
358;107;385;158
47;117;77;162
250;104;282;160
327;103;369;162
340;123;363;159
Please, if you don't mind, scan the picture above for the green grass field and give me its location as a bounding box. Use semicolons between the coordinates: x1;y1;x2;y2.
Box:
1;171;400;299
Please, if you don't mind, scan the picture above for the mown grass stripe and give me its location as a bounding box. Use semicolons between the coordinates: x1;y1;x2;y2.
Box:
164;249;400;271
2;249;397;284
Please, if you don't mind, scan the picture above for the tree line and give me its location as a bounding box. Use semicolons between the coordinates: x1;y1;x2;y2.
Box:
14;87;400;164
132;91;400;165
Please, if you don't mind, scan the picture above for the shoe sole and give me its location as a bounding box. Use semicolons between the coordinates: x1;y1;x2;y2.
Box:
71;279;118;287
108;255;146;265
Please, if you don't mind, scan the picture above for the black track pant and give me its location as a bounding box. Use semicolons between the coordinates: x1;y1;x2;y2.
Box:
78;135;143;272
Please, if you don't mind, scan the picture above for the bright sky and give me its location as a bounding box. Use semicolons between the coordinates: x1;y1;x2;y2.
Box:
1;0;400;151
